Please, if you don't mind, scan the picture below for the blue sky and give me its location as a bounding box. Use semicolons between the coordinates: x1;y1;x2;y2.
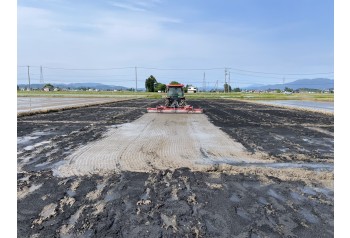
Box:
17;0;334;88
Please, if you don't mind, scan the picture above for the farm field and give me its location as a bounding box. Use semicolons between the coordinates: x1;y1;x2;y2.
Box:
17;98;333;237
249;100;334;113
18;90;334;101
17;97;142;114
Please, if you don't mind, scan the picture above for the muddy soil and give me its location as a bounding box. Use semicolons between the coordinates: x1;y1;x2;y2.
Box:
190;100;334;163
17;98;334;237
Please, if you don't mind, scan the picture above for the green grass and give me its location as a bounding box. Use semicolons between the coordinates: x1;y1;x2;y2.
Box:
17;91;333;101
186;92;334;101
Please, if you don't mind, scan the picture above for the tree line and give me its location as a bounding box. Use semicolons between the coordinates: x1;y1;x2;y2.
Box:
145;75;183;92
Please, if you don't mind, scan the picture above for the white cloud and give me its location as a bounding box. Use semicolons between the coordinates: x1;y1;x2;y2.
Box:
17;1;333;87
109;2;147;12
17;6;55;28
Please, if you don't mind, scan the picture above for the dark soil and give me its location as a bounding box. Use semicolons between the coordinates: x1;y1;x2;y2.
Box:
17;98;334;237
191;99;334;162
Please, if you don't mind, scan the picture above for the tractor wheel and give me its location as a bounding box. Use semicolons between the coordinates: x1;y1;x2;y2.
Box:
165;99;170;107
179;99;186;107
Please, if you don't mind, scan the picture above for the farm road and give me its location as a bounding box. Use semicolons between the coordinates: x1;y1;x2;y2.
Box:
17;98;334;237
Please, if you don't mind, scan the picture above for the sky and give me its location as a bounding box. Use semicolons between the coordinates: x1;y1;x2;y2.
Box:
17;0;334;89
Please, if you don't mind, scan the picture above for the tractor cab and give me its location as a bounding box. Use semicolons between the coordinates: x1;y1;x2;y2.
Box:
165;84;186;107
167;84;184;98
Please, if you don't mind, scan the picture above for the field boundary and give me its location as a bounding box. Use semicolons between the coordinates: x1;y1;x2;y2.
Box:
17;97;139;117
232;98;334;115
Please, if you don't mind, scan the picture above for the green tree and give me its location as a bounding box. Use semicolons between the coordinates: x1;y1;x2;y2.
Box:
233;87;241;92
284;87;293;92
184;84;190;93
224;83;232;92
43;83;54;91
155;83;166;92
276;89;281;93
145;75;157;92
169;81;180;85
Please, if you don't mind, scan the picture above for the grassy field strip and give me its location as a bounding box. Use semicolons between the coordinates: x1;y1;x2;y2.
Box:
17;97;137;117
18;91;333;101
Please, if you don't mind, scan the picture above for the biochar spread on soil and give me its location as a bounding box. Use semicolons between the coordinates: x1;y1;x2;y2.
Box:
17;98;334;237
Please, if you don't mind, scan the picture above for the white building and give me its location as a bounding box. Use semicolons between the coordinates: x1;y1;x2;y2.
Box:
187;86;197;93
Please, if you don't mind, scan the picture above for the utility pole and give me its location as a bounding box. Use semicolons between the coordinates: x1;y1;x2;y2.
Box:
228;71;231;92
224;68;227;93
135;66;138;92
283;77;285;91
27;66;31;91
40;65;44;83
203;72;206;92
215;80;218;92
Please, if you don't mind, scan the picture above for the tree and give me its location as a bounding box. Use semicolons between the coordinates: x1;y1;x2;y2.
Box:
233;87;241;92
43;83;54;91
284;87;293;92
224;83;232;92
145;75;157;92
276;89;281;93
169;81;180;85
155;83;166;92
184;84;190;93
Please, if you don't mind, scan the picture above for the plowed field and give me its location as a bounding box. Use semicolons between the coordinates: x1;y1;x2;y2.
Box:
17;98;334;237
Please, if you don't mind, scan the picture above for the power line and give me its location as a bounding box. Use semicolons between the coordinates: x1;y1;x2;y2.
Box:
138;67;225;71
18;65;334;76
229;67;333;76
228;71;332;80
42;66;135;70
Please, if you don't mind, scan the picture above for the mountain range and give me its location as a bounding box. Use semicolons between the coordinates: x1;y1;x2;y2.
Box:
243;78;334;90
17;83;129;91
18;78;334;91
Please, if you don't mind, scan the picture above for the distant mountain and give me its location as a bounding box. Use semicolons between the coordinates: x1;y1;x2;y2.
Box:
244;78;334;90
17;82;129;90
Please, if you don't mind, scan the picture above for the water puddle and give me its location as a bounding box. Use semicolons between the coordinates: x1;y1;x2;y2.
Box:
35;161;51;168
267;189;284;201
258;197;269;205
237;208;251;220
201;158;333;171
229;193;240;203
256;100;334;113
23;140;51;151
17;131;53;146
104;192;119;202
300;208;320;224
67;190;76;197
302;186;317;196
290;191;306;202
140;188;151;200
17;136;39;145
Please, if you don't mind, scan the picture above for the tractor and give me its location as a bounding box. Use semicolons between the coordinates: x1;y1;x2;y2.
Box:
147;84;203;113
